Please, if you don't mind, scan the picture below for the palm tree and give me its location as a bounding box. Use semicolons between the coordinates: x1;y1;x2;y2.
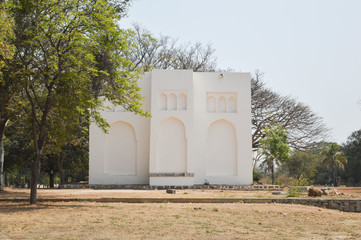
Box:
321;143;347;186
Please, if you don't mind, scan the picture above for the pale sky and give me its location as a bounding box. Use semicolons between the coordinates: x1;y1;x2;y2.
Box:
121;0;361;144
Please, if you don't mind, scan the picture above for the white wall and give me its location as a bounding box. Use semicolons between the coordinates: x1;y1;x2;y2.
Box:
193;72;253;185
89;73;151;184
89;70;252;186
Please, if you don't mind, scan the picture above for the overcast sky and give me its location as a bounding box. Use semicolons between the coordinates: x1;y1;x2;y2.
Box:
121;0;361;144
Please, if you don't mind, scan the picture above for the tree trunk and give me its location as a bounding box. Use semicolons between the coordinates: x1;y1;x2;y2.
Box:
0;119;7;191
30;154;41;204
30;121;47;204
48;170;54;188
57;153;65;185
4;171;9;187
26;78;54;203
271;163;275;185
0;137;4;191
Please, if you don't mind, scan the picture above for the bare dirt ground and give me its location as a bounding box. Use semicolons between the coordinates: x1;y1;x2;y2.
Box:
0;201;360;240
332;187;361;197
1;187;361;200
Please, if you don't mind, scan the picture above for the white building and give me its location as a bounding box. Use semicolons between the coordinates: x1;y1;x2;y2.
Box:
89;70;252;186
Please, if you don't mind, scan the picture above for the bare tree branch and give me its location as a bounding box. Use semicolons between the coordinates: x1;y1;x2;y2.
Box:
251;71;330;168
126;24;217;72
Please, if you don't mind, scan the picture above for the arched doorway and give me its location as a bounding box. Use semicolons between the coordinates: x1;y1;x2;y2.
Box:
206;120;237;176
104;121;136;175
156;117;187;172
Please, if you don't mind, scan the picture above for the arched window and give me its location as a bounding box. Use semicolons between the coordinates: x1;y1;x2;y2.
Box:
207;96;216;112
178;93;187;110
159;93;167;110
228;96;237;112
168;93;177;110
217;96;227;112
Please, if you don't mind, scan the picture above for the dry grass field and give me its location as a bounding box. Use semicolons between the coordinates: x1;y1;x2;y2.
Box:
0;188;282;200
1;188;360;239
1;186;360;200
1;201;360;240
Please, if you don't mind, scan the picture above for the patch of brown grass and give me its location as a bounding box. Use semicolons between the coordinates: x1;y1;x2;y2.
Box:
1;202;360;239
0;188;282;199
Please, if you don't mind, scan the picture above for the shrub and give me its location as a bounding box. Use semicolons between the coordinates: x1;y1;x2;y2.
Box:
275;174;295;186
253;171;261;181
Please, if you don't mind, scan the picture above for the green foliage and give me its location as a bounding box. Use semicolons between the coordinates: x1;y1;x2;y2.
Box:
259;124;290;184
0;2;15;70
6;168;30;187
284;150;319;180
342;129;361;185
253;170;261;182
274;174;294;186
1;0;152;200
287;187;300;197
2;0;150;138
291;174;313;187
321;142;347;186
4;122;33;171
287;175;312;197
259;125;290;162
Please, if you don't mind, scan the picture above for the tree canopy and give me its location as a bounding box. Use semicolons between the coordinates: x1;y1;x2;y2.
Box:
343;130;361;185
259;124;290;184
321;142;347;186
125;24;217;72
2;0;149;203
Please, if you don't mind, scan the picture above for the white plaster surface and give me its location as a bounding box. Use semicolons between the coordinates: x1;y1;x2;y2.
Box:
89;70;252;186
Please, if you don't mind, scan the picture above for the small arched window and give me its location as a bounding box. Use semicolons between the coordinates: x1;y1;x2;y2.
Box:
217;96;227;112
159;93;167;110
178;93;187;110
168;93;177;110
228;96;237;112
207;96;216;112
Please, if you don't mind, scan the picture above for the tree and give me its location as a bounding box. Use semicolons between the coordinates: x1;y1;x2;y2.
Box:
343;129;361;185
0;1;14;70
41;112;89;187
126;24;217;72
3;118;33;188
251;71;329;168
284;150;319;180
0;0;17;190
321;142;347;186
6;0;149;204
259;124;290;184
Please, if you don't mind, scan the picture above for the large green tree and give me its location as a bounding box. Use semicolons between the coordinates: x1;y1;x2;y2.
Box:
5;0;149;204
259;124;290;184
343;130;361;185
284;150;319;180
321;142;347;186
0;0;17;190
